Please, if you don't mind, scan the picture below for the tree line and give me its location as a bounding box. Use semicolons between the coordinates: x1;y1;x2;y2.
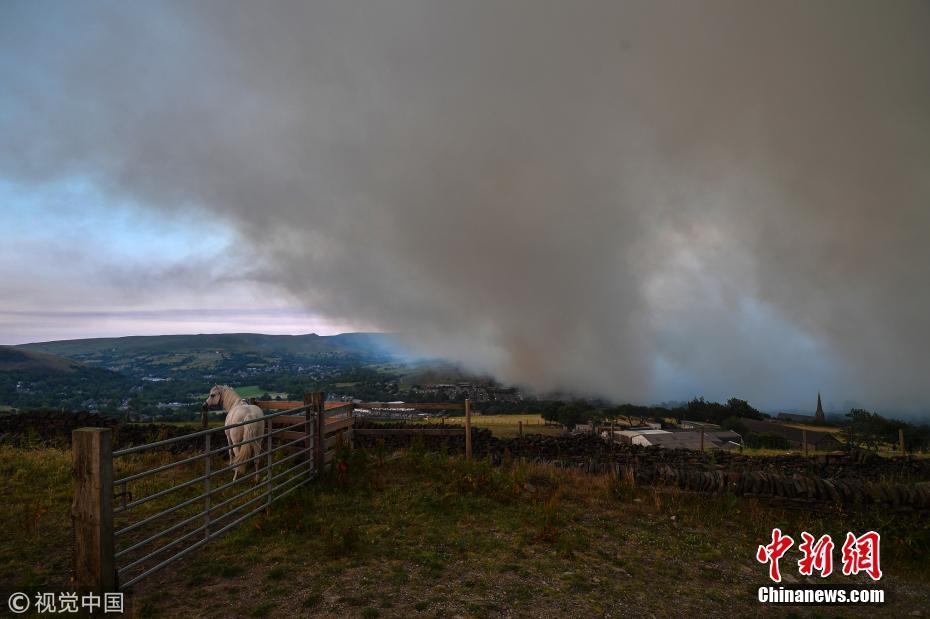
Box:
539;397;764;429
843;408;930;452
538;397;930;452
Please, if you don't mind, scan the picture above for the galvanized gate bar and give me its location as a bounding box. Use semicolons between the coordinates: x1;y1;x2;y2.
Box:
115;450;312;561
112;405;307;457
73;392;354;594
114;433;309;538
118;467;312;590
114;418;308;486
117;466;310;575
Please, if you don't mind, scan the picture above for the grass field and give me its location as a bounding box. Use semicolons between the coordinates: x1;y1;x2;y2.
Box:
230;386;289;399
417;414;564;438
738;446;843;457
0;440;313;597
778;422;842;433
752;424;929;459
3;443;929;617
235;385;265;398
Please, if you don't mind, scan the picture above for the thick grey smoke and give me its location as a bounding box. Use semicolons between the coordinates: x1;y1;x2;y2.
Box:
2;1;929;411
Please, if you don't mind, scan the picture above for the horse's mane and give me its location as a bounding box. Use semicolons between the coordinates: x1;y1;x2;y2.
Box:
213;385;242;409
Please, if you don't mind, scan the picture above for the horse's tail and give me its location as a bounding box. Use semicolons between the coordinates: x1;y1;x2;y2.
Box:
232;419;265;478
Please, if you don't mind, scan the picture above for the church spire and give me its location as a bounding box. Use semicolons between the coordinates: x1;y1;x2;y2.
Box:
815;392;825;424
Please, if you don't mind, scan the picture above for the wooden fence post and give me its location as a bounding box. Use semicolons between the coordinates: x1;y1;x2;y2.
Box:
464;399;472;462
899;428;906;456
518;420;523;438
311;392;326;472
803;429;808;456
71;428;116;594
700;427;705;452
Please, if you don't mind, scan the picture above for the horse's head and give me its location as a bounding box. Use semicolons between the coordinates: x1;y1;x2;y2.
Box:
204;385;225;410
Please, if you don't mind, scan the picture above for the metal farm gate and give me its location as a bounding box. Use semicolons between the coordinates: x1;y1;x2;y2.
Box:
70;393;354;594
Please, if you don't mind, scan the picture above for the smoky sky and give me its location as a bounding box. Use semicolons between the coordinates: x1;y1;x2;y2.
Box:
2;1;929;412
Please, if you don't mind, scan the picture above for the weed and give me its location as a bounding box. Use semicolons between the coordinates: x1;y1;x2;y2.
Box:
338;594;368;606
136;591;169;619
322;521;362;557
186;573;207;587
302;592;322;608
219;564;245;578
249;601;276;617
609;468;638;502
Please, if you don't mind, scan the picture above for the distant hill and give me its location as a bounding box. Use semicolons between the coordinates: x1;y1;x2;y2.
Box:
17;332;396;363
0;346;84;373
5;333;414;414
0;345;131;412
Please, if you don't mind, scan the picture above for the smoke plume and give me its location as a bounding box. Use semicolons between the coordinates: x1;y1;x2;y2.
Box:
2;1;929;411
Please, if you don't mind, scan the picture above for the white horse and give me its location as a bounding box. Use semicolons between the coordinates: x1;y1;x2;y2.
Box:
204;385;266;482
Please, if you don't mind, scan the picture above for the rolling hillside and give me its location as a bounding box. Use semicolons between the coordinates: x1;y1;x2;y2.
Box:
17;332;396;360
4;333;467;416
15;333;400;376
0;346;131;412
5;334;403;413
0;346;84;373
